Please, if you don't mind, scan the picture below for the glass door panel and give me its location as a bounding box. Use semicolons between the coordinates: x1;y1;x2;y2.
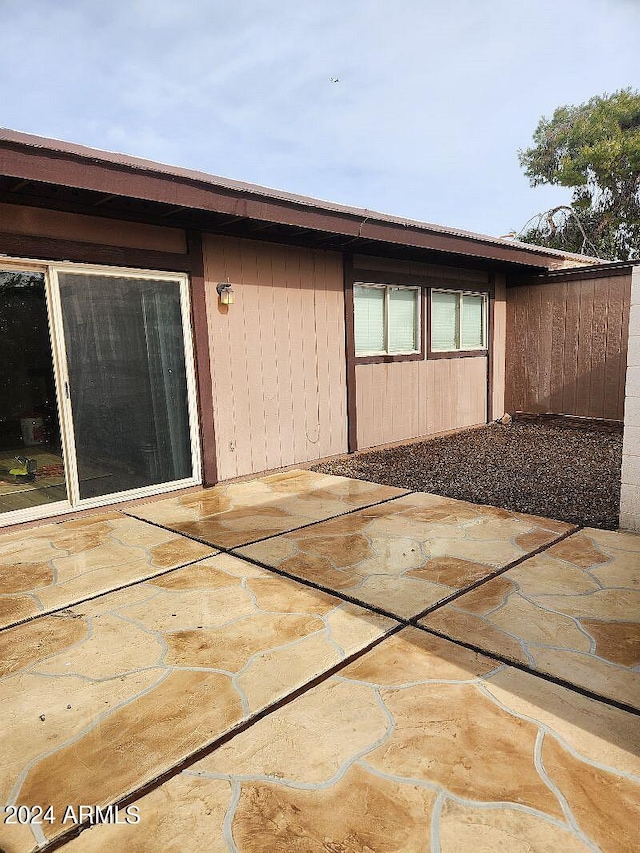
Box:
56;272;196;501
0;270;68;515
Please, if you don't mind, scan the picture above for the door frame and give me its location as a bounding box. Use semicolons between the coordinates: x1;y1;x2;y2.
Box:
0;257;203;527
0;258;71;526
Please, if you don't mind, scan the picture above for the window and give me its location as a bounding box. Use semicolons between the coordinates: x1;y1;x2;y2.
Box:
430;290;487;352
354;284;421;356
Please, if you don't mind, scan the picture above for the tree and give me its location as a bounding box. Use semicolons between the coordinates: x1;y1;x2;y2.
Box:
518;88;640;260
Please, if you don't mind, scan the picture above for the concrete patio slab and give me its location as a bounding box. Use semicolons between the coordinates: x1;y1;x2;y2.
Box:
0;512;216;629
61;629;640;853
421;527;640;710
0;553;396;852
237;492;575;619
125;469;408;548
2;477;637;853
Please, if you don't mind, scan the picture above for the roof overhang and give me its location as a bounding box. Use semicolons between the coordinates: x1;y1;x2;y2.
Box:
508;259;640;287
0;129;602;273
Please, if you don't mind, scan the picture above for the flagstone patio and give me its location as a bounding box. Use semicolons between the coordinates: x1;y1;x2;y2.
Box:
62;630;640;853
0;552;395;851
0;512;216;629
237;491;575;619
127;469;408;548
420;527;640;710
0;470;638;852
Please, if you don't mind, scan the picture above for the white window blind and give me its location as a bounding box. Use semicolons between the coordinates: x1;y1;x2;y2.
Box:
431;291;459;350
388;288;418;352
354;284;420;355
431;290;487;351
354;286;385;353
461;294;485;349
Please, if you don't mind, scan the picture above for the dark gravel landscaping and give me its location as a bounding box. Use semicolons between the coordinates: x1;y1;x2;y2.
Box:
312;421;623;529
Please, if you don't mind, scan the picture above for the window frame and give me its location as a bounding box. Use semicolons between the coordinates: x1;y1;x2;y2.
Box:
353;282;424;362
428;287;489;358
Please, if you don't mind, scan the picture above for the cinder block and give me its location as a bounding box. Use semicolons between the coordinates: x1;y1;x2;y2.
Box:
626;366;640;398
627;335;640;368
632;268;640;305
622;425;640;456
620;483;640;515
630;304;640;330
621;453;640;486
619;510;640;533
624;395;640;426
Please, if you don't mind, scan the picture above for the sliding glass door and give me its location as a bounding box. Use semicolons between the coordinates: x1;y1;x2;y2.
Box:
0;262;200;525
0;268;69;518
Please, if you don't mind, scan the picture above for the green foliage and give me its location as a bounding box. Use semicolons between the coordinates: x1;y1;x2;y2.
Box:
518;89;640;260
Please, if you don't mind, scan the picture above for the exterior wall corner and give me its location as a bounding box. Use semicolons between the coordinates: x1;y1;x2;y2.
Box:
620;265;640;531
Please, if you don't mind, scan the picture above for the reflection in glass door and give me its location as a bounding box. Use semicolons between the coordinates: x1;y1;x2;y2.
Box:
53;270;199;504
0;269;69;518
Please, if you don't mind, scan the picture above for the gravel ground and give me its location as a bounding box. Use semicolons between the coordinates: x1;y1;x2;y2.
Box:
312;421;623;530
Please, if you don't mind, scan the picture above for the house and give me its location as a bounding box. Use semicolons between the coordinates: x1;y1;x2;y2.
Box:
0;128;638;530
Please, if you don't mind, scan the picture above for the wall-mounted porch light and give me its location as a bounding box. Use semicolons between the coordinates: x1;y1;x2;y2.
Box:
216;280;235;305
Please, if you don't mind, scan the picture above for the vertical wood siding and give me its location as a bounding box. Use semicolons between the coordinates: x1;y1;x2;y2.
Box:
203;235;347;480
355;357;488;450
505;273;631;420
350;255;492;451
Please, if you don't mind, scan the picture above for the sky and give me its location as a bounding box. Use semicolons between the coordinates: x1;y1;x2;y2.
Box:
0;0;638;237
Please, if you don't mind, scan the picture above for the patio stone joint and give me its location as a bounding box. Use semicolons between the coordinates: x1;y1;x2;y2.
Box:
0;552;220;635
121;488;415;551
223;547;414;625
30;621;405;853
415;623;640;718
408;524;584;623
